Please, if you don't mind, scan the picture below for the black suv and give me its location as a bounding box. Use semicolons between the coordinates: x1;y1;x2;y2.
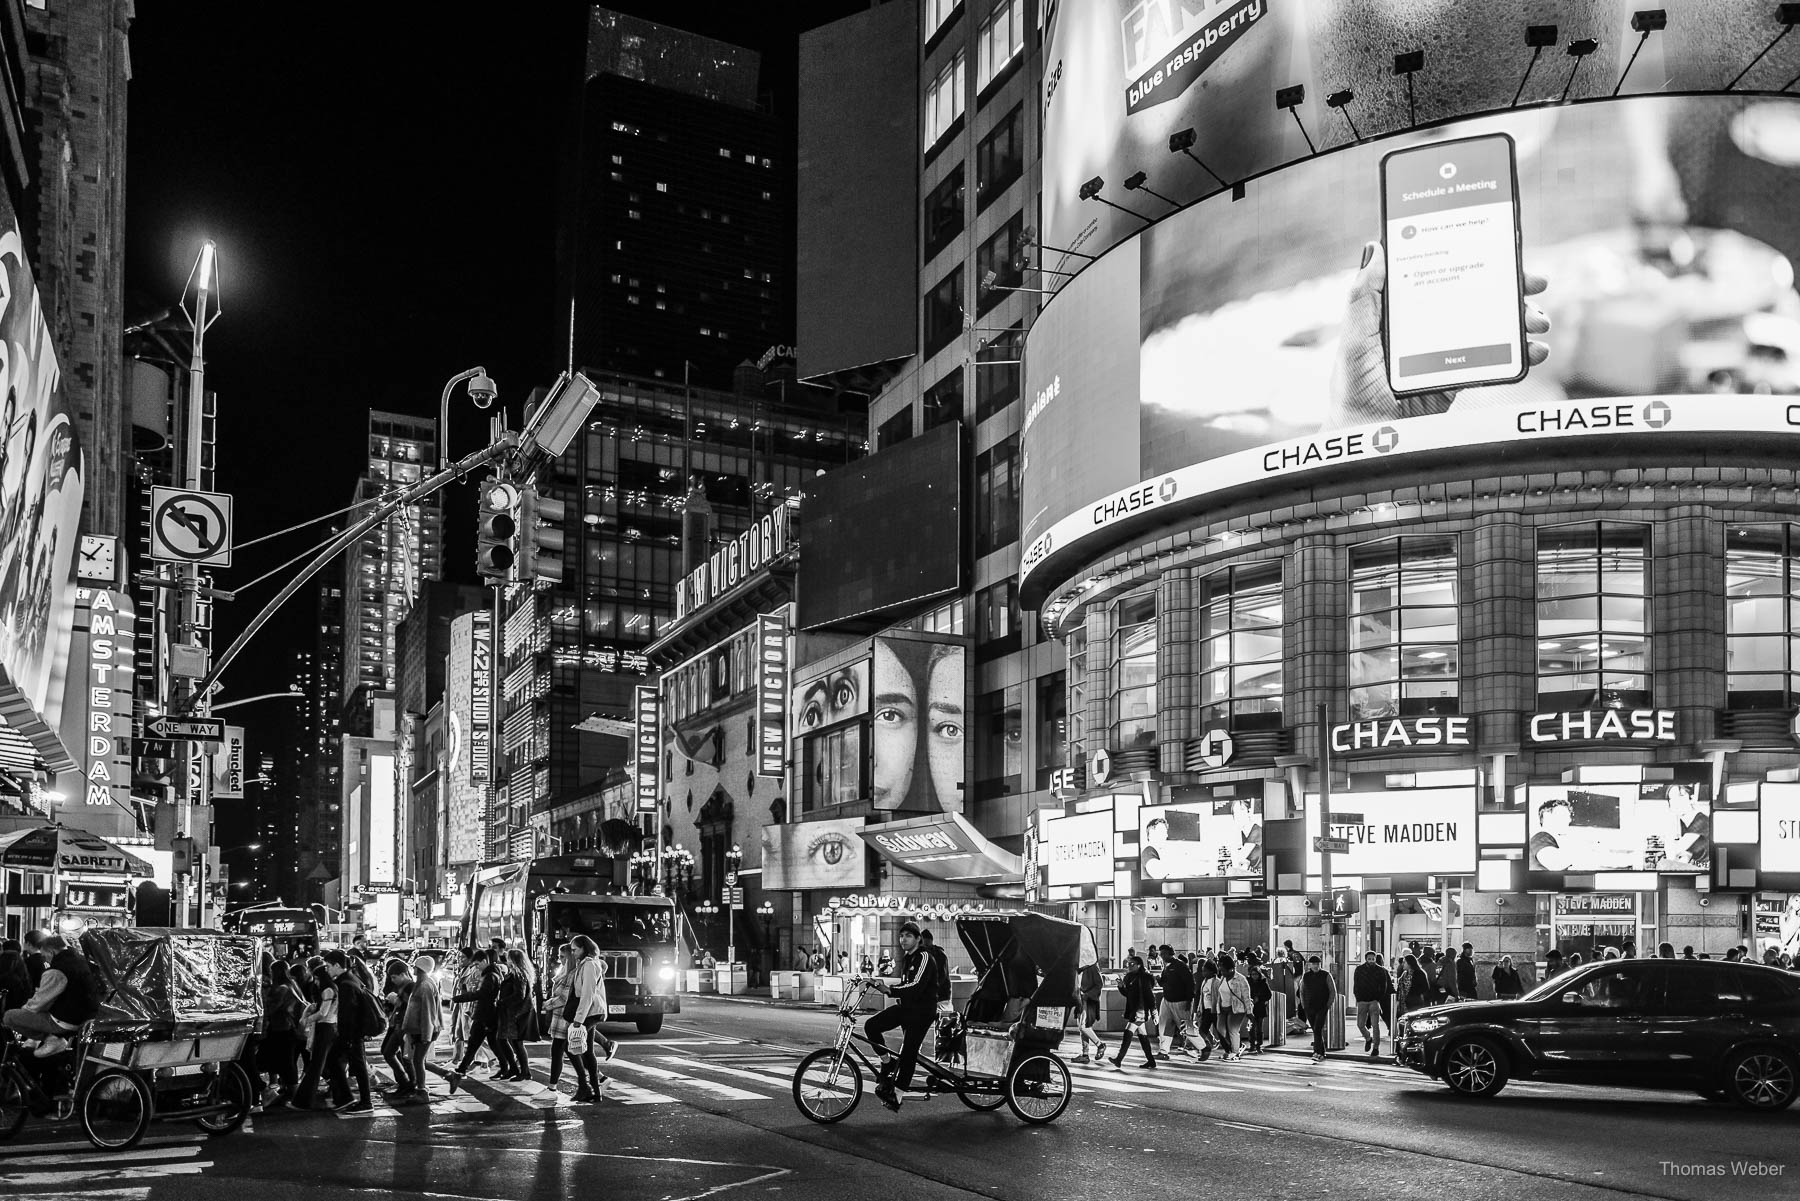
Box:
1395;959;1800;1110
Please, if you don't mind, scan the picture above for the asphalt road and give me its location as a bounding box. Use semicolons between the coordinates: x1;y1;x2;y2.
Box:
2;996;1793;1200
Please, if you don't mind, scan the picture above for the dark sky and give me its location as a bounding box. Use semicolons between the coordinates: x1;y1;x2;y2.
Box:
123;1;864;821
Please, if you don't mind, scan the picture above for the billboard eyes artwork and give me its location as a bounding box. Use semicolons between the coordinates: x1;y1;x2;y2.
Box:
870;636;965;814
761;818;867;891
1526;782;1710;874
1139;797;1262;881
792;657;870;737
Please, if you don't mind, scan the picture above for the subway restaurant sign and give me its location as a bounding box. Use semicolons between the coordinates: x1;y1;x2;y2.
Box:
1527;709;1676;746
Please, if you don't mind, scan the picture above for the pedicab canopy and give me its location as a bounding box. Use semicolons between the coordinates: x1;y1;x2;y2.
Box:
79;926;260;1035
955;912;1098;1011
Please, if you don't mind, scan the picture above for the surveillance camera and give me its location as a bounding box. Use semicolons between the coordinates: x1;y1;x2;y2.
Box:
467;370;497;410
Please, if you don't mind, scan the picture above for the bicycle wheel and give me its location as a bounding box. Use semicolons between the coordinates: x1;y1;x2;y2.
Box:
1004;1053;1071;1125
792;1048;862;1123
957;1079;1006;1110
80;1069;153;1150
0;1070;27;1139
195;1062;252;1135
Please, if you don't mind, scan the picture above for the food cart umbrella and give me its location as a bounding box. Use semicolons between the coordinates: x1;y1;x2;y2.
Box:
0;825;155;876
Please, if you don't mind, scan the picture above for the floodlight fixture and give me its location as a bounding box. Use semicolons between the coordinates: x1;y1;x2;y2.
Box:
1728;6;1800;90
1077;176;1152;224
1168;127;1229;190
1393;51;1424;126
1514;26;1558;106
1614;12;1665;95
1122;170;1177;206
1325;88;1362;141
1275;85;1315;154
1561;38;1599;102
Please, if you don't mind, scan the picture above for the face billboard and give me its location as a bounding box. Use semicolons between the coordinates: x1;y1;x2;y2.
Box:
1525;781;1710;874
1139;796;1262;881
870;636;965;814
761;817;867;891
1042;1;1789;270
1022;91;1800;603
1303;788;1477;878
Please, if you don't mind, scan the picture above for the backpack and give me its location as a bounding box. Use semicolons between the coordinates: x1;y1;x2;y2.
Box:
348;979;386;1036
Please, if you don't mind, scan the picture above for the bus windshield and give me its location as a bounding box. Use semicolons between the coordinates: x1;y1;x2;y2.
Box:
544;900;674;950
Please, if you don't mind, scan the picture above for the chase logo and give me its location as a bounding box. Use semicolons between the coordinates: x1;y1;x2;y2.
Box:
1371;426;1400;453
1158;477;1178;502
1641;400;1672;429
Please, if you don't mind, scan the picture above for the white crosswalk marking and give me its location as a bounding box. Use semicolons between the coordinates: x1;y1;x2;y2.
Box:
603;1057;768;1101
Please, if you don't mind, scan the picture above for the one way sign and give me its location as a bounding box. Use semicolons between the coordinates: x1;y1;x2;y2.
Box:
145;715;225;744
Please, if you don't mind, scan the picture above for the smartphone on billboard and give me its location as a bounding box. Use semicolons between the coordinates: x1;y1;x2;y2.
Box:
1380;133;1527;397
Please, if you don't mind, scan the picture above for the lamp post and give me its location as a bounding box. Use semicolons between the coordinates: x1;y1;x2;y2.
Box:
757;900;776;983
724;844;743;968
695;900;719;960
629;850;657;894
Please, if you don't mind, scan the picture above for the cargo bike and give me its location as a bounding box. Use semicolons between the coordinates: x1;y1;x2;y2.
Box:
791;911;1096;1126
0;928;260;1150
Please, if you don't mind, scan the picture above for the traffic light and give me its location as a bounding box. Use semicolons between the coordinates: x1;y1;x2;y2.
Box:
476;480;521;583
519;485;567;584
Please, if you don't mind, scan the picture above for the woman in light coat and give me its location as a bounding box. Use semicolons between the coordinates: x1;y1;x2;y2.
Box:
566;935;609;1102
543;944;578;1088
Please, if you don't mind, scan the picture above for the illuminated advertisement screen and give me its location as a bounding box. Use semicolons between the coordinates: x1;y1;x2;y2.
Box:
869;636;965;815
1041;1;1791;269
368;752;396;888
1303;788;1477;878
761;818;867;891
1139;797;1262;881
1022;91;1800;601
1760;782;1800;874
1525;782;1710;874
1040;810;1114;886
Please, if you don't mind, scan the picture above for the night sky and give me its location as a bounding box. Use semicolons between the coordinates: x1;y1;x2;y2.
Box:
123;2;863;843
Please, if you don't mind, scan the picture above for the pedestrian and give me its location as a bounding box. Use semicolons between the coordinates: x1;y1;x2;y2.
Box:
1657;942;1676;960
0;948;32;1014
1456;943;1478;1001
1351;950;1390;1060
1395;951;1419;1021
1491;955;1525;1000
1428;949;1454;1004
260;960;306;1108
1107;953;1158;1071
1194;956;1219;1061
1300;955;1337;1062
919;929;953;1016
1544;947;1565;977
1155;944;1197;1060
398;954;441;1103
446;949;507;1091
499;947;539;1081
1244;958;1271;1054
320;949;375;1113
866;921;941;1110
1680;945;1696;960
0;933;97;1056
295;955;338;1109
20;929;48;991
1621;939;1637;960
1214;955;1252;1060
544;943;578;1087
1566;951;1584;970
1281;940;1304;1024
568;934;615;1102
378;958;416;1094
1072;957;1105;1065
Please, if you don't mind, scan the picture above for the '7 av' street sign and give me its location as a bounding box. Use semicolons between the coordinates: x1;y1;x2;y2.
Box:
145;716;225;744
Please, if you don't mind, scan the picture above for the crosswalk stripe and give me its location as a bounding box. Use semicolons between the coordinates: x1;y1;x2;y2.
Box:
0;1146;205;1168
603;1057;767;1101
659;1056;792;1091
1069;1066;1243;1095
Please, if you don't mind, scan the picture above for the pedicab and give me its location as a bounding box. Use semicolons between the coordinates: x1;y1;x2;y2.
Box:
0;927;260;1150
792;910;1097;1125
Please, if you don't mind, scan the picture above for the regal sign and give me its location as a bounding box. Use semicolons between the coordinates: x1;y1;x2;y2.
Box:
675;507;793;621
1330;715;1471;755
1527;709;1676;746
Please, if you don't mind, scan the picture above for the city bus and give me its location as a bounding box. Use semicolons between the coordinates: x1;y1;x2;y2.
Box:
222;905;320;960
460;854;681;1034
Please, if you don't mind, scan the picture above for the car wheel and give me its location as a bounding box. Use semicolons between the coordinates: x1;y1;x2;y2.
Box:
1726;1047;1799;1112
1441;1037;1509;1099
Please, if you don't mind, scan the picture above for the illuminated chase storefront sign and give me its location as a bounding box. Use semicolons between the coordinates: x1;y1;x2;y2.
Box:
1527;709;1676;746
1330;716;1470;756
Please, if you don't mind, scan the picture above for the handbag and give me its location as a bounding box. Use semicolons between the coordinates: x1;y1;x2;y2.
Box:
567;1024;588;1054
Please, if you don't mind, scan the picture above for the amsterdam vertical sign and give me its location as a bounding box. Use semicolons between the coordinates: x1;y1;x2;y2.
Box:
635;685;660;813
73;588;134;819
757;612;787;777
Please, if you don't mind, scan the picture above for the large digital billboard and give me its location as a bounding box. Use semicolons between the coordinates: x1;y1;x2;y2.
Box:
1525;781;1710;874
1303;788;1477;878
870;635;965;815
1139;796;1262;881
761;817;867;891
1041;1;1791;269
1022;93;1800;604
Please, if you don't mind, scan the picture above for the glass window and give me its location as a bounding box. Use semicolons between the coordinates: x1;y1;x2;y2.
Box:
924;164;965;261
802;725;863;813
1067;629;1088;772
925;0;960;39
1348;537;1459;720
975;322;1023;421
1196;563;1284;731
975;435;1019;556
1036;670;1067;788
924;370;963;431
976;104;1023;209
975;684;1023;800
1112;592;1157;748
925;51;966;146
1725;524;1800;710
975;0;1024;90
975;212;1024;316
877;406;914;449
1536;523;1651;709
924;265;964;359
976;579;1018;652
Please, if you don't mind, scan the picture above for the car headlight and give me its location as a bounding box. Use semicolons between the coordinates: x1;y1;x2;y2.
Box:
659;966;675;980
1408;1015;1449;1033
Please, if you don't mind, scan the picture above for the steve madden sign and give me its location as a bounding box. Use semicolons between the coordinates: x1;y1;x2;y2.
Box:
676;507;793;621
1330;716;1471;755
1527;709;1676;745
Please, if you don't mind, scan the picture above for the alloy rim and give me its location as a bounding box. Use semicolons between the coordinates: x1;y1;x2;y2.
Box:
1447;1044;1495;1092
1733;1054;1795;1107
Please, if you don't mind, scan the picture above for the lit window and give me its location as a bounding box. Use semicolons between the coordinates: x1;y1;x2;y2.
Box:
719;147;731;158
975;0;1024;90
1112;593;1157;749
656;181;668;192
1348;537;1459;721
1726;524;1800;709
925;0;960;40
1536;523;1651;709
925;51;965;145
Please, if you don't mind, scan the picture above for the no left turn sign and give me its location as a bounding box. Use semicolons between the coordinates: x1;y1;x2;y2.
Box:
150;486;233;566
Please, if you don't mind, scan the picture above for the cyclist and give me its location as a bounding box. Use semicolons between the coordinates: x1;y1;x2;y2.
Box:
1;934;100;1057
865;921;939;1112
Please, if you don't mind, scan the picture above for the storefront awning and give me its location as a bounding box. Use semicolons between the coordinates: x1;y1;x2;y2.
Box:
0;826;154;877
858;813;1023;886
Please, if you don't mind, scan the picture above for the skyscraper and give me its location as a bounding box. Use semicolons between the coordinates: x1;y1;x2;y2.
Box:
341;411;443;699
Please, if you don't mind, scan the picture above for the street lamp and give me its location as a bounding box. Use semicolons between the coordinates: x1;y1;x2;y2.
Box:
439;366;498;472
757;900;776;982
723;844;743;967
629;850;658;894
694;900;719;961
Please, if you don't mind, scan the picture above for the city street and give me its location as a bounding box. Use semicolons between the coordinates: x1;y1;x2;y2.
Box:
2;996;1792;1201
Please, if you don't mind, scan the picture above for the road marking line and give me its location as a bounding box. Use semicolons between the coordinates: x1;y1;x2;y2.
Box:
0;1146;205;1167
1;1166;204;1185
605;1079;679;1105
659;1057;790;1091
605;1058;766;1101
